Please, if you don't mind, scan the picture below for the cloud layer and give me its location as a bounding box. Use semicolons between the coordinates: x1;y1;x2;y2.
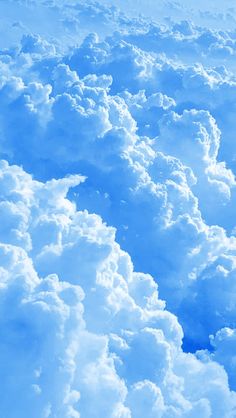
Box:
1;0;236;416
1;159;236;417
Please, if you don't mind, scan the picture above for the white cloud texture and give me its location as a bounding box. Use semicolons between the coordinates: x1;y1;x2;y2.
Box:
0;160;236;417
1;0;236;416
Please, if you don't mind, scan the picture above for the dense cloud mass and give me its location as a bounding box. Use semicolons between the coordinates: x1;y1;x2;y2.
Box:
1;159;236;417
1;0;236;416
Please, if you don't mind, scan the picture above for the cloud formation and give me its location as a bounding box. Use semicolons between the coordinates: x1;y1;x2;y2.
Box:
1;0;236;415
0;160;236;417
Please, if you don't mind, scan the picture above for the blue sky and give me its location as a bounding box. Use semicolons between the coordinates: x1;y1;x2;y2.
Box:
1;1;236;417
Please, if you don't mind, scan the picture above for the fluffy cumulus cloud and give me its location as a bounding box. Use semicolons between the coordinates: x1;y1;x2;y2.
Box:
1;159;236;418
1;0;236;416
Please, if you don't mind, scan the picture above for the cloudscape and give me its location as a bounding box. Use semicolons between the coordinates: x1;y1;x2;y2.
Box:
1;1;236;417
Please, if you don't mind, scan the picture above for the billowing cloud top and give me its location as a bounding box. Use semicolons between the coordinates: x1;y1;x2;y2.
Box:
1;159;236;417
1;0;236;417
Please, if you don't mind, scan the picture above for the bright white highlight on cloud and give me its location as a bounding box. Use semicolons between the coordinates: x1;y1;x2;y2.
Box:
1;0;236;416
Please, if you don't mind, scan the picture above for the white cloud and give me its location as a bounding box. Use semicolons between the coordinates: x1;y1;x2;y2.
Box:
0;160;235;417
1;1;236;414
